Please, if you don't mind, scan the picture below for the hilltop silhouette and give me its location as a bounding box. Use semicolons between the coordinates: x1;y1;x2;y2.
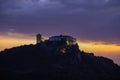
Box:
0;35;120;80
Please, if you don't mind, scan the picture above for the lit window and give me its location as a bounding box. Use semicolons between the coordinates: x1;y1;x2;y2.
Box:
60;48;66;54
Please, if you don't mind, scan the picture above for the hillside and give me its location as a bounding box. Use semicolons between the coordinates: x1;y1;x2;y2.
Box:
0;41;120;80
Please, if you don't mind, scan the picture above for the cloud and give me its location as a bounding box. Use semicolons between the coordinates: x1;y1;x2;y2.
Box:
0;0;65;15
0;0;119;15
0;0;120;45
0;31;35;39
106;0;120;6
0;0;112;15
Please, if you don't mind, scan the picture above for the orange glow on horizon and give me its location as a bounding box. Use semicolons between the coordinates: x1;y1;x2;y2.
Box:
0;35;36;51
0;35;120;54
77;41;120;54
0;35;120;64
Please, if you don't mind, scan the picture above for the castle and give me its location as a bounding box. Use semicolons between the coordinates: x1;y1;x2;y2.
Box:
36;34;77;46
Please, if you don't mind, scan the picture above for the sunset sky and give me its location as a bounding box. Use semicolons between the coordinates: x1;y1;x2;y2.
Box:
0;0;120;65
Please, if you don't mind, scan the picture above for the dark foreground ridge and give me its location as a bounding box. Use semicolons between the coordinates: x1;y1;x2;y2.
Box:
0;35;120;80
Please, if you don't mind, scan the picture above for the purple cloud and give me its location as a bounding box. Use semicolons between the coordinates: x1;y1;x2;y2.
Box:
0;0;120;45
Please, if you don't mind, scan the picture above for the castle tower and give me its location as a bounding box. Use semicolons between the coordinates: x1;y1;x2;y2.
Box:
36;34;42;44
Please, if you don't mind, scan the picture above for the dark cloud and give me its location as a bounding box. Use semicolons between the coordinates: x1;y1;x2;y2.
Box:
0;0;120;44
107;0;120;6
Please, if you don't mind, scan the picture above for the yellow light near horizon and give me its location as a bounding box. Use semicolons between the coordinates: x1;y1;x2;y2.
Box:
77;41;120;54
0;35;120;55
0;35;120;64
0;36;36;51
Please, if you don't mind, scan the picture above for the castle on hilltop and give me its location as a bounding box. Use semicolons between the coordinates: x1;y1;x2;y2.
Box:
36;34;80;59
36;34;77;46
36;34;45;44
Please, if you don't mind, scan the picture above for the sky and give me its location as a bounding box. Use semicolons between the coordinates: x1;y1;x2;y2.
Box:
0;0;120;65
